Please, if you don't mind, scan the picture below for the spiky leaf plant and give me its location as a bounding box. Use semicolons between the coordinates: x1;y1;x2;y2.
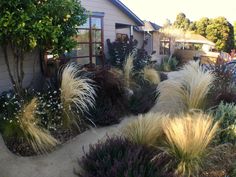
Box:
162;113;218;177
60;63;96;127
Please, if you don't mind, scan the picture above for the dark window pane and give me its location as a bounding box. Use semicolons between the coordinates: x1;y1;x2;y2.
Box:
80;19;90;28
92;30;102;42
71;44;90;57
91;17;102;29
75;29;89;42
92;43;103;56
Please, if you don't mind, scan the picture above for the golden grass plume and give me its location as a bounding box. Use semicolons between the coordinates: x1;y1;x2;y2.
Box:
19;98;59;154
162;113;219;177
143;67;161;85
122;112;165;146
123;54;134;88
152;61;215;114
60;63;96;126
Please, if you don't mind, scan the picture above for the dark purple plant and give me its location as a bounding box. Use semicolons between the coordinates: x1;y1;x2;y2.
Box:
86;69;128;126
77;137;171;177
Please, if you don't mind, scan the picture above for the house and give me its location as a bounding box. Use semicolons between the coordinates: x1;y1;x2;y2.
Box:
173;32;217;63
0;0;145;93
73;0;144;65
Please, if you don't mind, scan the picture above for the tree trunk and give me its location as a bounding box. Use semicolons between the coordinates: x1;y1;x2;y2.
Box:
2;45;18;93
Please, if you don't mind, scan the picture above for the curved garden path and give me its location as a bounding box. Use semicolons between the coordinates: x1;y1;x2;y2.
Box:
0;117;133;177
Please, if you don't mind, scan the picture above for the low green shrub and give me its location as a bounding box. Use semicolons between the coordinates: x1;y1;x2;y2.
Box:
77;137;169;177
156;57;178;72
212;102;236;144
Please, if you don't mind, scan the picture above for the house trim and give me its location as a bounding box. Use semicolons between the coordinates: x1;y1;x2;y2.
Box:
109;0;144;26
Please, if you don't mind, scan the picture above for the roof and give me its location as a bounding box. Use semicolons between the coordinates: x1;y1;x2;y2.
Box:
176;33;215;46
109;0;144;26
136;20;161;32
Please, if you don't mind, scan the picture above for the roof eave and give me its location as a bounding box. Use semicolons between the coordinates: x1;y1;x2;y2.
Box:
110;0;144;26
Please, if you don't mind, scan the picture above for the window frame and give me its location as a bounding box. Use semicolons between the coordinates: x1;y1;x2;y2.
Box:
160;38;171;55
73;14;104;64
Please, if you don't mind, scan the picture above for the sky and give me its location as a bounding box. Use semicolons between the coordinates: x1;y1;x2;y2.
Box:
120;0;236;26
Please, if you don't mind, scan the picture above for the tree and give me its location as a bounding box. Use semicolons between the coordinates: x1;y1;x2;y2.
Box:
173;13;190;31
206;17;234;52
163;19;171;28
0;0;87;95
195;17;210;37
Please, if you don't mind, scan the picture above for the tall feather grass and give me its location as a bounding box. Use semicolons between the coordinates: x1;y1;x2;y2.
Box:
123;54;134;88
143;67;161;85
19;98;59;153
60;63;96;127
122;112;165;146
152;61;215;114
162;113;219;177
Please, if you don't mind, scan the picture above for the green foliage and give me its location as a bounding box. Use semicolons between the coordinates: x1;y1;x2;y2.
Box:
206;17;234;52
0;0;87;93
173;13;191;31
107;38;152;71
0;0;87;55
156;57;178;72
195;17;210;37
212;102;236;144
174;13;234;52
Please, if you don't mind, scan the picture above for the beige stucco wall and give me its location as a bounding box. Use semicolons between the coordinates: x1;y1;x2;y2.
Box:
0;49;41;93
80;0;140;57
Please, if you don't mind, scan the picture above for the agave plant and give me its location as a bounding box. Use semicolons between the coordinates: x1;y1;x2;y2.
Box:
60;63;96;127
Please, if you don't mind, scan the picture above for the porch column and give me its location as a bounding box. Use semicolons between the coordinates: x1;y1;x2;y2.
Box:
130;25;133;38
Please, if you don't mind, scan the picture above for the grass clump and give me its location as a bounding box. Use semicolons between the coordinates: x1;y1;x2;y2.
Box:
19;98;59;154
152;61;215;114
162;113;218;177
123;54;134;88
123;112;164;146
60;63;96;127
142;67;160;85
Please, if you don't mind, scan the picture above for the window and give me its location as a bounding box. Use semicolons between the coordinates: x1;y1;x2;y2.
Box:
71;15;104;65
160;38;170;55
116;33;129;42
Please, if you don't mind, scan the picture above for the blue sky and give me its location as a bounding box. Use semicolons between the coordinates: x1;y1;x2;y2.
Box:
120;0;235;25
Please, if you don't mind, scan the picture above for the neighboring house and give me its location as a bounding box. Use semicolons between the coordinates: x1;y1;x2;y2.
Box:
74;0;144;65
173;33;217;63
